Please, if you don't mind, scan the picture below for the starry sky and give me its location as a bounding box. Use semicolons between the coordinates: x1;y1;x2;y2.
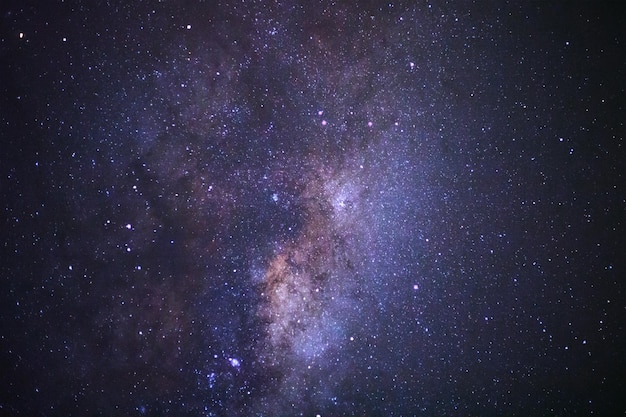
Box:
1;1;624;416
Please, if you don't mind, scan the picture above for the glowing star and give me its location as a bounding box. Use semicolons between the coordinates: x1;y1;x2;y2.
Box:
228;357;241;368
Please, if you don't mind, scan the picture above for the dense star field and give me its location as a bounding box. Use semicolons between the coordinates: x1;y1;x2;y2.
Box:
1;1;624;415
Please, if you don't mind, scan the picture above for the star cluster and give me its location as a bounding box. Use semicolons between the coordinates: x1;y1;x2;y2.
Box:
1;1;624;416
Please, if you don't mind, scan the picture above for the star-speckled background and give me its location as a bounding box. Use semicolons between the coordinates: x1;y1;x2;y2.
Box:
1;1;624;415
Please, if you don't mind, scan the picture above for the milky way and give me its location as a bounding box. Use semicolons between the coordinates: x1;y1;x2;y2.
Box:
1;1;624;416
256;157;384;407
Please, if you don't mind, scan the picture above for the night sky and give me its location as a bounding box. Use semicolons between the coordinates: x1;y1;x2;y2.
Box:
1;1;624;416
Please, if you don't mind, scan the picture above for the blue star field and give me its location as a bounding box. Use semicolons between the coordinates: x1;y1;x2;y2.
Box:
0;1;624;416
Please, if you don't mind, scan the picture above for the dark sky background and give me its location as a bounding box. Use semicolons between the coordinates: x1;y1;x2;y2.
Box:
1;1;624;416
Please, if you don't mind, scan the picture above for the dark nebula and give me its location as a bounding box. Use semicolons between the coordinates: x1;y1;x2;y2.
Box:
1;1;624;416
